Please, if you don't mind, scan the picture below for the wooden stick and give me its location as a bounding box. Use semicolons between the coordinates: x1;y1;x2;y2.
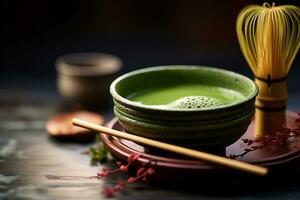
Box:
72;118;268;176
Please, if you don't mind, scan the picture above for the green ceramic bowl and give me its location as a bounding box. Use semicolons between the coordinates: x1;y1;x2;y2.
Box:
110;66;258;149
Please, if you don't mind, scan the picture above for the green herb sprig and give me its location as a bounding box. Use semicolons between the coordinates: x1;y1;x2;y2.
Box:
86;135;112;163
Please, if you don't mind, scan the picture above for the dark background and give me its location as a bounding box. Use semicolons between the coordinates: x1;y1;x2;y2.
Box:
1;0;299;103
1;1;300;199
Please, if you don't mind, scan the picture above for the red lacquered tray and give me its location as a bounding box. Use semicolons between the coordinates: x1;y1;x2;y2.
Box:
101;111;300;179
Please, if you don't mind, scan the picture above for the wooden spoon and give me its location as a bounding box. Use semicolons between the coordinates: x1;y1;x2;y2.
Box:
72;118;268;176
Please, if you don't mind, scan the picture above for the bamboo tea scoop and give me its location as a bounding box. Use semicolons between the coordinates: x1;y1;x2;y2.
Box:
72;118;268;176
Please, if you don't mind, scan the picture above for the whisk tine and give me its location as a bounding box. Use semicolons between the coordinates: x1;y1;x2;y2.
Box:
237;3;300;79
236;3;300;136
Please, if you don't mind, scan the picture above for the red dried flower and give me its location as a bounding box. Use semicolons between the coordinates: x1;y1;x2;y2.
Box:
147;167;155;175
127;177;136;183
101;180;126;198
136;167;146;176
231;117;300;159
127;167;156;183
119;165;128;173
97;168;121;179
101;187;115;198
97;168;109;178
142;176;148;182
97;153;155;198
114;180;126;192
128;153;141;163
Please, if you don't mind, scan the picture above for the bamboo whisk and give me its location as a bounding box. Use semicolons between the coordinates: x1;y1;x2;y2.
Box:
236;2;300;136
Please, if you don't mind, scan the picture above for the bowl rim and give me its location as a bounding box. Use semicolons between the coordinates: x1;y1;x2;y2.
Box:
56;52;122;76
110;65;258;112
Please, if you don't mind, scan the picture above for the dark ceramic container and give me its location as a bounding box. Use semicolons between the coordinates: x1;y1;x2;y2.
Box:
56;52;122;108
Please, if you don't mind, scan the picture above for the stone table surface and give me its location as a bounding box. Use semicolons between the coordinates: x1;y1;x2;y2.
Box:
1;91;300;200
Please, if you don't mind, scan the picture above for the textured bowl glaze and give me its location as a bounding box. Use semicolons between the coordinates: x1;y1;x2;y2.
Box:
110;66;258;149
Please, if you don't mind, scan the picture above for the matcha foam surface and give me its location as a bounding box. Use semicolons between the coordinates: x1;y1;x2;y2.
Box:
167;96;223;109
128;84;246;109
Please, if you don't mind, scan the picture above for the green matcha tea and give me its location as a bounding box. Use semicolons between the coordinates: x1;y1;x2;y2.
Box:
129;84;246;109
